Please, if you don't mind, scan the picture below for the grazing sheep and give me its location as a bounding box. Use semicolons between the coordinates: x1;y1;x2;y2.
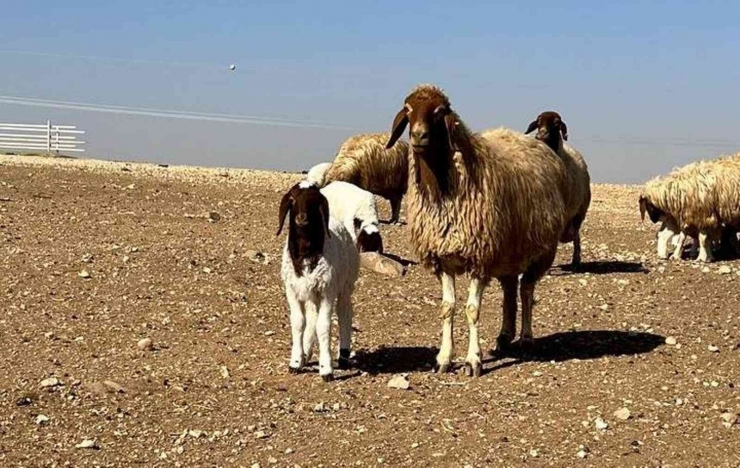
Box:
322;133;409;224
640;152;740;262
306;162;332;187
385;84;568;377
277;181;360;382
523;111;591;266
320;181;383;253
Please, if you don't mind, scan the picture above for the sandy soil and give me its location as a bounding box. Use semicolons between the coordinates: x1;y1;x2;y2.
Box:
1;154;739;467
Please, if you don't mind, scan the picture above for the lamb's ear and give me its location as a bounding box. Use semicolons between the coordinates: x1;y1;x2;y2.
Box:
386;106;409;149
525;120;538;135
444;112;460;151
560;120;569;141
276;191;293;236
638;196;647;223
319;194;331;239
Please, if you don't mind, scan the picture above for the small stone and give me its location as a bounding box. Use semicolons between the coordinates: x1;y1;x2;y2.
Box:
188;430;204;438
36;414;50;425
137;338;154;351
246;250;265;264
718;265;732;275
332;403;341;411
220;366;230;379
78;270;91;279
594;417;609;430
313;402;327;413
708;345;720;353
254;430;269;439
578;279;588;286
102;380;125;393
532;371;543;377
387;375;410;390
702;267;711;273
208;212;221;222
40;377;62;388
599;304;609;311
529;449;539;458
411;442;420;449
202;267;212;274
264;331;275;336
577;446;589;459
665;336;677;346
75;439;98;449
251;464;260;468
268;457;278;465
614;407;632;420
81;253;94;263
720;412;738;427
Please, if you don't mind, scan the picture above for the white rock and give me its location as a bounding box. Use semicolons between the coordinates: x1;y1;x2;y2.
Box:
708;345;720;353
220;366;230;379
75;439;97;449
40;377;62;388
718;265;732;275
137;338;154;351
614;407;632;420
665;336;677;346
594;417;609;430
387;375;410;390
78;270;91;279
36;414;50;425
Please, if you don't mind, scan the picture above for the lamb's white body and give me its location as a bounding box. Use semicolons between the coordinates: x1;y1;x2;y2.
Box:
306;162;332;187
320;181;380;243
281;217;359;379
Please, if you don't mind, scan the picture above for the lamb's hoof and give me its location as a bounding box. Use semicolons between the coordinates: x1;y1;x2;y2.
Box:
288;366;301;375
434;363;451;374
321;373;334;383
337;357;351;370
464;362;482;378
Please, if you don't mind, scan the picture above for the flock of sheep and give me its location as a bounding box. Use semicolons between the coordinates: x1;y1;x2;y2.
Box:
276;83;740;382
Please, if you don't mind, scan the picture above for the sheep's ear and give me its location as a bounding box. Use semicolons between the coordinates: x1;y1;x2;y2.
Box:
444;112;460;151
386;107;409;149
276;191;293;236
560;120;569;141
638;196;647;223
319;194;330;239
525;120;538;135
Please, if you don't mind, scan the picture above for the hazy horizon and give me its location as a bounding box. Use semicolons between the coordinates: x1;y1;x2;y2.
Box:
2;1;740;184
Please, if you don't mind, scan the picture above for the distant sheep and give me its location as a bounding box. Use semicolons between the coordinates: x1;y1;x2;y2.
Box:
277;181;360;382
523;111;591;266
320;181;383;253
385;84;568;377
322;133;409;224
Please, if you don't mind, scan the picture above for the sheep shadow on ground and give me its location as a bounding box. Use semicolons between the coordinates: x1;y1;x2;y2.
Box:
485;330;664;374
381;252;418;267
556;260;648;275
353;346;437;374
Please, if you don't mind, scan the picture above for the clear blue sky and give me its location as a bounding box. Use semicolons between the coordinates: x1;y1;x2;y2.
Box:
1;1;739;182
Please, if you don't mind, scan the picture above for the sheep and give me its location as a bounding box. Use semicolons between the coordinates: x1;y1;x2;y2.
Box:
277;181;360;382
639;152;740;262
523;111;592;267
322;133;409;224
319;181;383;253
306;162;332;187
385;84;568;377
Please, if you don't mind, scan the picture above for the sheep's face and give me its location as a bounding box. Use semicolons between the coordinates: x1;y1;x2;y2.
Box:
638;195;664;224
386;85;456;158
525;111;568;153
357;225;383;254
277;181;330;274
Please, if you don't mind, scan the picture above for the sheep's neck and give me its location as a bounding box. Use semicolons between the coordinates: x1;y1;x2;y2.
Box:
288;221;325;276
542;134;561;154
416;146;454;201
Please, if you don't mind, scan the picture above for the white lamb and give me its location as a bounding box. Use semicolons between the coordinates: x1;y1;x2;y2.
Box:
277;181;360;382
320;181;384;253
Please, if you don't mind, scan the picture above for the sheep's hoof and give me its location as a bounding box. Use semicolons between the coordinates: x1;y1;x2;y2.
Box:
495;335;514;354
434;363;451;374
337;357;351;370
288;366;301;375
518;337;534;350
321;373;334;383
464;362;482;378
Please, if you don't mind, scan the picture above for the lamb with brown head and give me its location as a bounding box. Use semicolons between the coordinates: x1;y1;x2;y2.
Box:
386;84;569;377
277;181;360;382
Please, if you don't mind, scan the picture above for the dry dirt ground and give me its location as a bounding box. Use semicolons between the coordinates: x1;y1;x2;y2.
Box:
1;154;740;468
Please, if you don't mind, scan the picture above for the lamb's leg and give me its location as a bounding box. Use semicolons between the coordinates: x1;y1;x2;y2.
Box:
302;301;318;364
572;229;582;267
697;230;714;263
286;291;306;373
315;297;335;382
389;197;402;225
464;276;487;377
496;275;518;352
520;249;557;347
435;271;456;373
336;293;353;370
657;223;677;260
671;231;686;261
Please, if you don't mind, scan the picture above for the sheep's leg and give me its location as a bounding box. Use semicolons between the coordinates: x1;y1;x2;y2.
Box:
496;275;518;352
657;224;677;260
464;277;486;377
435;272;456;373
389;197;402;224
572;229;582;267
671;231;686;261
697;230;714;263
315;296;335;382
336;293;353;370
520;249;557;347
286;291;306;373
302;301;318;364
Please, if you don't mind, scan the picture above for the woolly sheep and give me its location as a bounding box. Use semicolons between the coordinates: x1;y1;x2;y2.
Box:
523;111;591;266
322;133;409;224
385;84;568;377
320;181;383;253
277;181;360;382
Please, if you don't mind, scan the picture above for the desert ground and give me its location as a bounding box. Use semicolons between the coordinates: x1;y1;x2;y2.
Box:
1;154;739;468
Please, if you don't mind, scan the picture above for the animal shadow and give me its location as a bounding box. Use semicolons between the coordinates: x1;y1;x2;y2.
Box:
381;252;418;267
558;260;648;275
487;330;664;372
354;346;437;374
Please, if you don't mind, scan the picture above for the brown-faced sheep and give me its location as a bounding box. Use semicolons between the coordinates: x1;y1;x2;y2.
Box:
385;84;568;377
523;111;591;266
322;133;409;224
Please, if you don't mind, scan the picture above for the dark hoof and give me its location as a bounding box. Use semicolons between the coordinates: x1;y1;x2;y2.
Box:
496;335;513;353
518;337;534;350
337;357;351;370
288;366;301;374
465;362;482;378
321;373;334;383
434;363;451;374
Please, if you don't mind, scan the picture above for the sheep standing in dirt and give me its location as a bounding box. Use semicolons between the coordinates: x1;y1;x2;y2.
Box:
277;182;359;381
523;111;591;267
322;133;409;224
386;84;568;377
320;181;383;253
640;153;740;262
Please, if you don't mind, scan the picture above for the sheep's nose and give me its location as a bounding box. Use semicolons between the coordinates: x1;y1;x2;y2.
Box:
295;213;308;226
411;129;429;140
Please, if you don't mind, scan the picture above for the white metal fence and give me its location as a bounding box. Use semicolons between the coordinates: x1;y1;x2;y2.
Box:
0;121;85;155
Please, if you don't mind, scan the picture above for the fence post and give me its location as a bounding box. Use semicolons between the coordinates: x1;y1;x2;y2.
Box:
46;120;51;156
